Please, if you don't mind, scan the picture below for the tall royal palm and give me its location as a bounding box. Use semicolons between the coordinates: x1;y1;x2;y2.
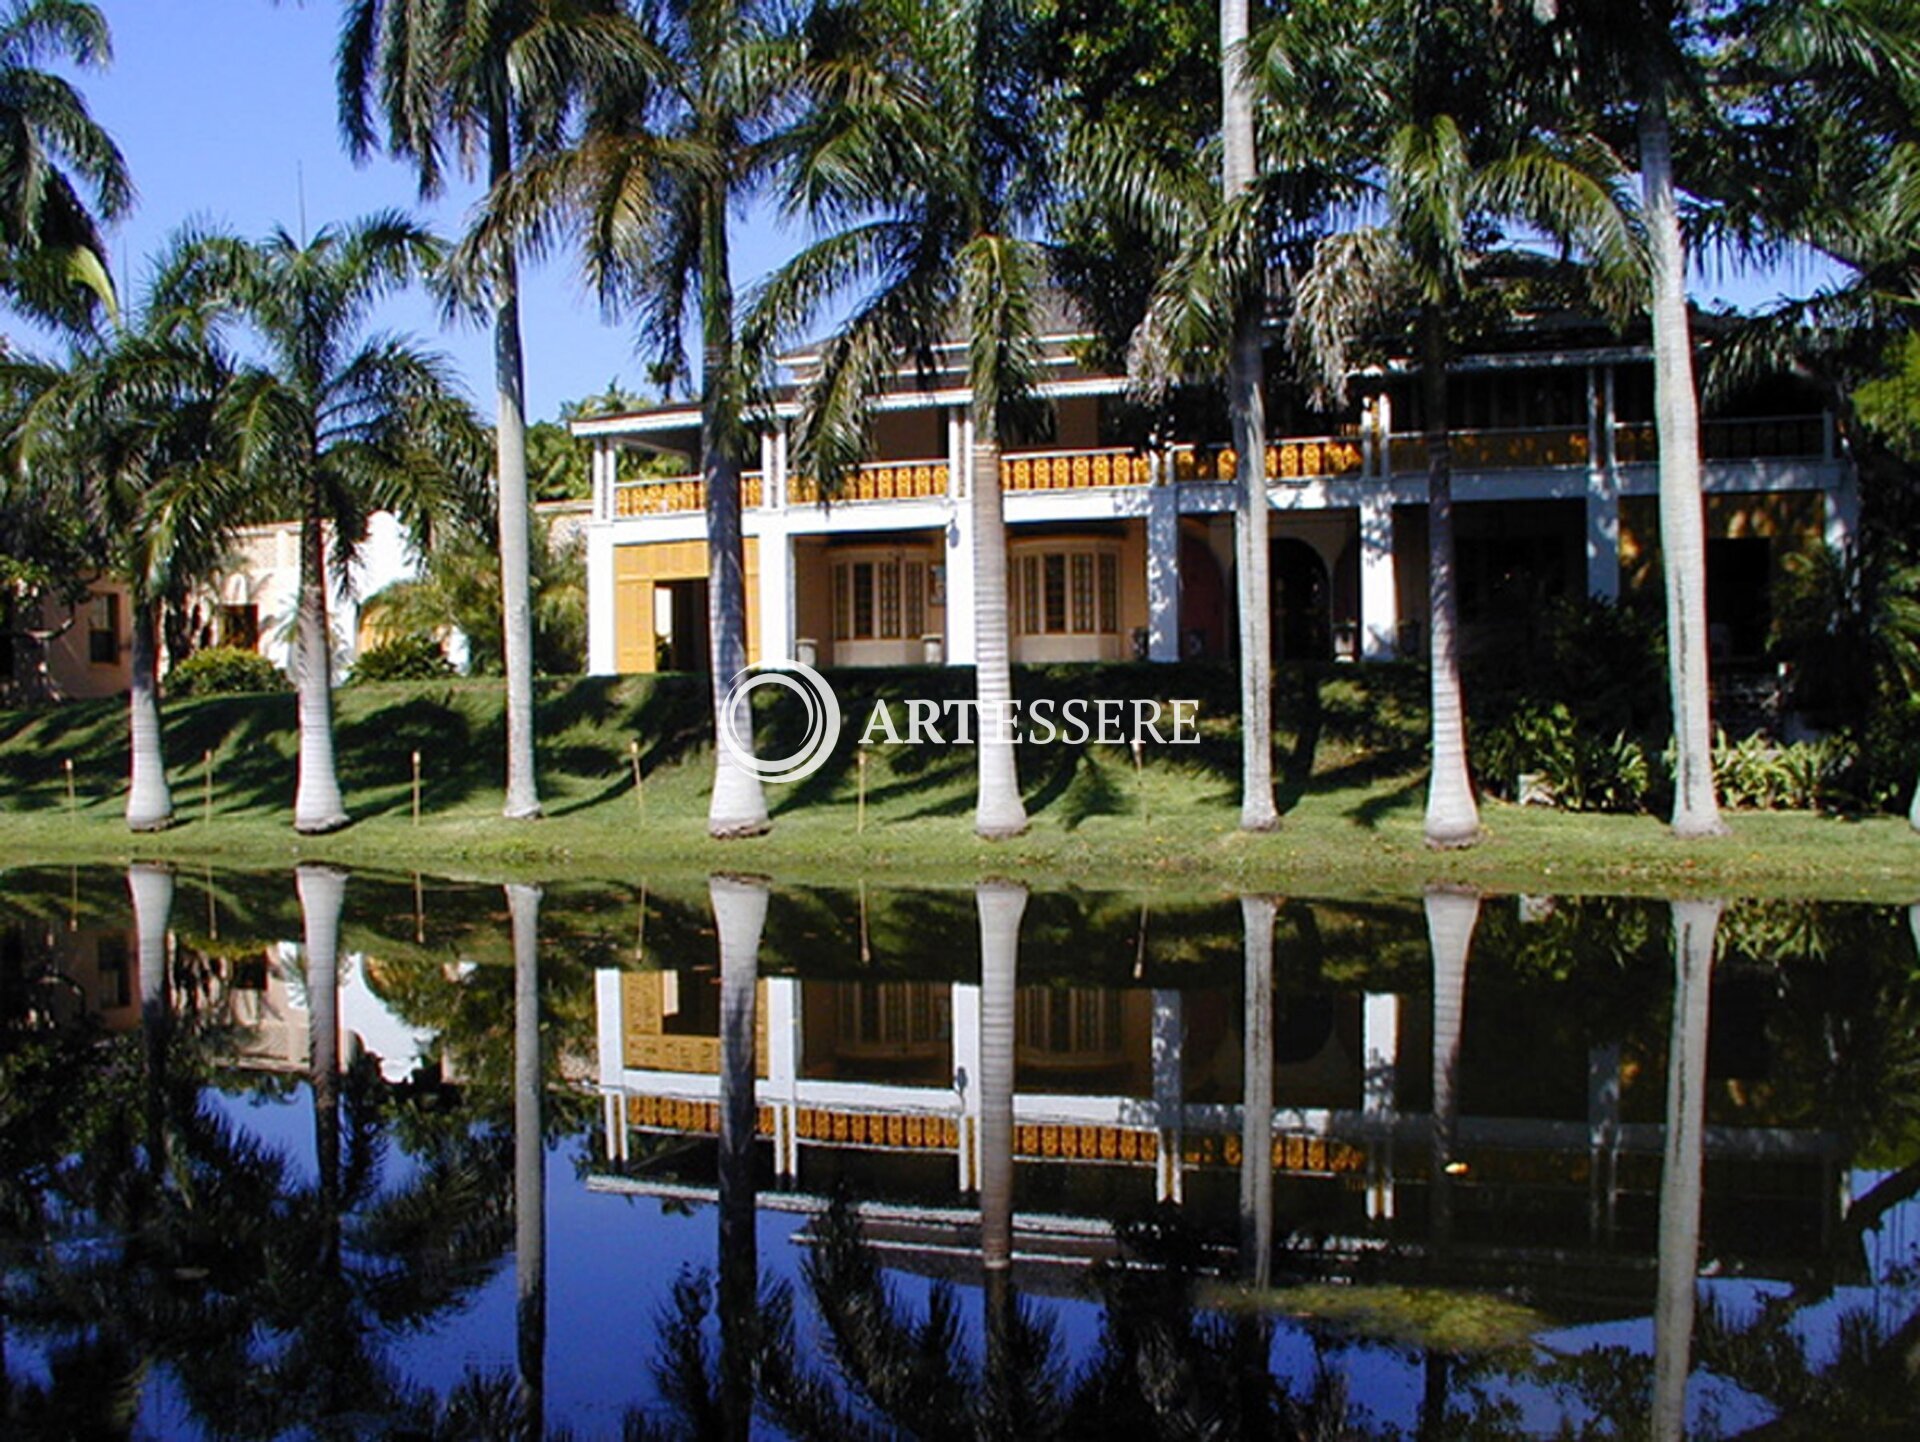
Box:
3;260;250;831
472;0;779;839
749;0;1055;839
339;0;648;822
160;216;489;833
1537;0;1727;838
1284;0;1636;847
0;0;129;328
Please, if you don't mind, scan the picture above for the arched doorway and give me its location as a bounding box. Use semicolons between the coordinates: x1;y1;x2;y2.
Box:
1271;537;1332;661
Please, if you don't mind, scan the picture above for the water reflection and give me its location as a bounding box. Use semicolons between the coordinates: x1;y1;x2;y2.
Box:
2;865;1918;1437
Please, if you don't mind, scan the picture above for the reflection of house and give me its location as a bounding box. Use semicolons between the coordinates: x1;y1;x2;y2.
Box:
590;964;1850;1303
573;323;1852;679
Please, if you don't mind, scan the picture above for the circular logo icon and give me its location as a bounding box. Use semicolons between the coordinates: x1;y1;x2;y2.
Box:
717;660;843;785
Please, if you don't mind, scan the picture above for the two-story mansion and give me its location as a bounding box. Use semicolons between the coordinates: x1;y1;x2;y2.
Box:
573;315;1855;681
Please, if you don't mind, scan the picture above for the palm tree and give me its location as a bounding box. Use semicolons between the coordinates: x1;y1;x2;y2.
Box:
0;0;129;329
156;215;490;833
746;0;1057;839
470;0;778;840
2;258;253;831
506;881;546;1439
1283;0;1637;848
711;874;768;1442
339;0;650;824
1220;0;1277;832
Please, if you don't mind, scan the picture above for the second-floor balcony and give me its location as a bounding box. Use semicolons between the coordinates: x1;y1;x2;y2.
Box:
595;414;1835;521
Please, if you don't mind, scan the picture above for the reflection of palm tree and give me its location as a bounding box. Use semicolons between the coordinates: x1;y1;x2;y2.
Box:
1651;899;1719;1442
1240;896;1275;1288
508;882;546;1441
1424;888;1480;1255
712;874;768;1442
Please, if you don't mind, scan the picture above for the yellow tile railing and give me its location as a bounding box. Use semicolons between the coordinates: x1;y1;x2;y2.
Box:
788;458;949;505
612;471;764;516
1388;426;1590;474
1005;447;1155;490
1171;437;1365;483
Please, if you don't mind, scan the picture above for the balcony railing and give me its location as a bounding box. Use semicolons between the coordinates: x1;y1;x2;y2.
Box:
1388;425;1592;474
611;471;765;516
788;458;949;505
1004;446;1154;490
1613;415;1827;466
1171;436;1365;483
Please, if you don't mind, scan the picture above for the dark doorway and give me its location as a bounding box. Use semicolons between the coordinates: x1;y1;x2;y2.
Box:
660;578;711;672
1178;534;1227;659
1707;537;1770;659
1271;538;1332;661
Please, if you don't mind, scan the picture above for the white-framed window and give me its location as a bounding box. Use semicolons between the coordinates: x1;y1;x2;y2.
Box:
1010;543;1120;637
832;553;930;640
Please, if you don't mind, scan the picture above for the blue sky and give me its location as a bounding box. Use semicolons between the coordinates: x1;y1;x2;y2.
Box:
76;0;797;421
60;3;1838;423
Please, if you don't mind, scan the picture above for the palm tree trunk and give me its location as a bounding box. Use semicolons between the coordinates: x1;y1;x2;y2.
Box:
1421;307;1480;847
508;882;546;1442
131;862;174;1181
293;508;349;833
1239;895;1275;1288
976;882;1024;1423
126;599;174;831
972;411;1028;838
491;107;542;823
1639;82;1726;839
1424;887;1479;1254
1222;0;1278;832
712;875;768;1442
1651;898;1719;1442
702;185;770;840
1907;774;1919;833
298;864;346;1265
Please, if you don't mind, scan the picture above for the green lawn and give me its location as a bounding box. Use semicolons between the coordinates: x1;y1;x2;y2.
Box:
2;667;1915;901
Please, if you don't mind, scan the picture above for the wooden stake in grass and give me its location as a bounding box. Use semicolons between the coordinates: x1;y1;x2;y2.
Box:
413;871;425;944
411;750;422;826
62;757;75;811
856;746;870;834
1131;737;1148;824
202;749;214;825
630;739;645;813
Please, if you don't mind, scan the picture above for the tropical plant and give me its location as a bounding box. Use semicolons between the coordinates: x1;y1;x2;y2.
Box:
465;0;789;841
358;513;587;677
340;0;651;824
166;644;290;697
348;632;455;683
155;215;490;833
1282;0;1639;849
747;0;1065;839
0;0;129;329
1;249;255;830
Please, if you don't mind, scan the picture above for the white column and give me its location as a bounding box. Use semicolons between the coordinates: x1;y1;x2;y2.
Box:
1824;448;1859;558
1362;992;1398;1221
1151;989;1184;1203
594;967;626;1161
586;522;617;675
951;979;982;1190
1359;491;1398;660
1146;485;1182;662
945;410;978;667
1588;1041;1621;1243
767;976;800;1177
1587;480;1621;601
1588;365;1621;600
758;513;794;666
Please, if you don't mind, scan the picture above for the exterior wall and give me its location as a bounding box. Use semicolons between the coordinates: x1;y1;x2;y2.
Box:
25;582;135;700
1619;491;1825;597
611;536;762;673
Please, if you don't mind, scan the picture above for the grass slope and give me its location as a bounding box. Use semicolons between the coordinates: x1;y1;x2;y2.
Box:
1;665;1915;900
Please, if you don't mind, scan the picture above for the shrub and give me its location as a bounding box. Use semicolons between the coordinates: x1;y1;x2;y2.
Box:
1477;700;1652;813
1709;730;1857;811
350;634;455;683
167;645;290;697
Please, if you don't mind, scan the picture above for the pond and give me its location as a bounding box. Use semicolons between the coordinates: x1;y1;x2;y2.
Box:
2;865;1916;1438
